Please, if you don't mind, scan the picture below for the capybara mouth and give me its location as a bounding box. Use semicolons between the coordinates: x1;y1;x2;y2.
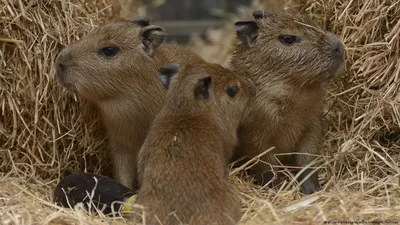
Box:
327;55;345;79
322;35;345;79
55;70;77;93
64;82;77;93
56;69;67;87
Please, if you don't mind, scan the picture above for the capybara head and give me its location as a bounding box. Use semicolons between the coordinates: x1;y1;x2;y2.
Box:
232;11;345;85
55;16;165;101
159;63;256;128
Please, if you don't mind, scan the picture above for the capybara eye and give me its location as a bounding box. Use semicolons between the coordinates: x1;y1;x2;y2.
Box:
99;46;119;57
278;35;298;45
226;86;239;98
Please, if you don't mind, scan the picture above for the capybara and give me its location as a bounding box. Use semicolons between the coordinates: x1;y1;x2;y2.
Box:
230;11;345;194
55;16;206;190
134;63;256;225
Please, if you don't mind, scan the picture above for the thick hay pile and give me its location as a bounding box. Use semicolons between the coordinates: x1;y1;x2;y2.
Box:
1;0;400;224
0;0;114;180
304;0;400;192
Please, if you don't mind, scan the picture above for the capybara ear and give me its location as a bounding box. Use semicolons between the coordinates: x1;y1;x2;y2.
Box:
140;25;166;57
193;75;212;100
234;21;259;47
131;16;150;27
159;63;179;89
252;10;273;20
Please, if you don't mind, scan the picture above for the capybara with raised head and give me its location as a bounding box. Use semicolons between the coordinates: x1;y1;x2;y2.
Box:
55;16;206;190
134;63;256;225
230;11;345;194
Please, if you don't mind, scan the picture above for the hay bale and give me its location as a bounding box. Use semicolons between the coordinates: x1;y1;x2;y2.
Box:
0;0;114;181
300;0;400;188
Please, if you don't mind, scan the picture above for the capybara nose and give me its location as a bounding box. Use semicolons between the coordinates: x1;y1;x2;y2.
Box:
56;61;66;74
55;57;67;85
332;41;344;59
55;52;72;86
55;49;72;84
246;78;257;97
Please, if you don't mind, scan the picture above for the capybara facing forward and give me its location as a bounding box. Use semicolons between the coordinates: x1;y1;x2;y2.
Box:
230;11;345;194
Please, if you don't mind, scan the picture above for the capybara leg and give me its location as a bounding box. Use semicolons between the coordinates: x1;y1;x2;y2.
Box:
295;121;323;194
297;168;321;194
112;150;138;190
251;153;281;188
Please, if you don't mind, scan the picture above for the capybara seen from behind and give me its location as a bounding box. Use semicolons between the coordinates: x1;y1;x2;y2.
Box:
55;16;206;190
230;11;345;194
134;63;256;225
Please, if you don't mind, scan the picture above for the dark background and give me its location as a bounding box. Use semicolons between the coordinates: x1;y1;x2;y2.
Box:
146;0;250;43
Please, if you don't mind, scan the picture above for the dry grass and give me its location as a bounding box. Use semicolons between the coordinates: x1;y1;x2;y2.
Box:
1;0;400;224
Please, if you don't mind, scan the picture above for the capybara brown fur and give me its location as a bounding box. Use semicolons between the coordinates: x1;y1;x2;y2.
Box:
134;63;256;225
55;16;206;190
230;11;345;194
